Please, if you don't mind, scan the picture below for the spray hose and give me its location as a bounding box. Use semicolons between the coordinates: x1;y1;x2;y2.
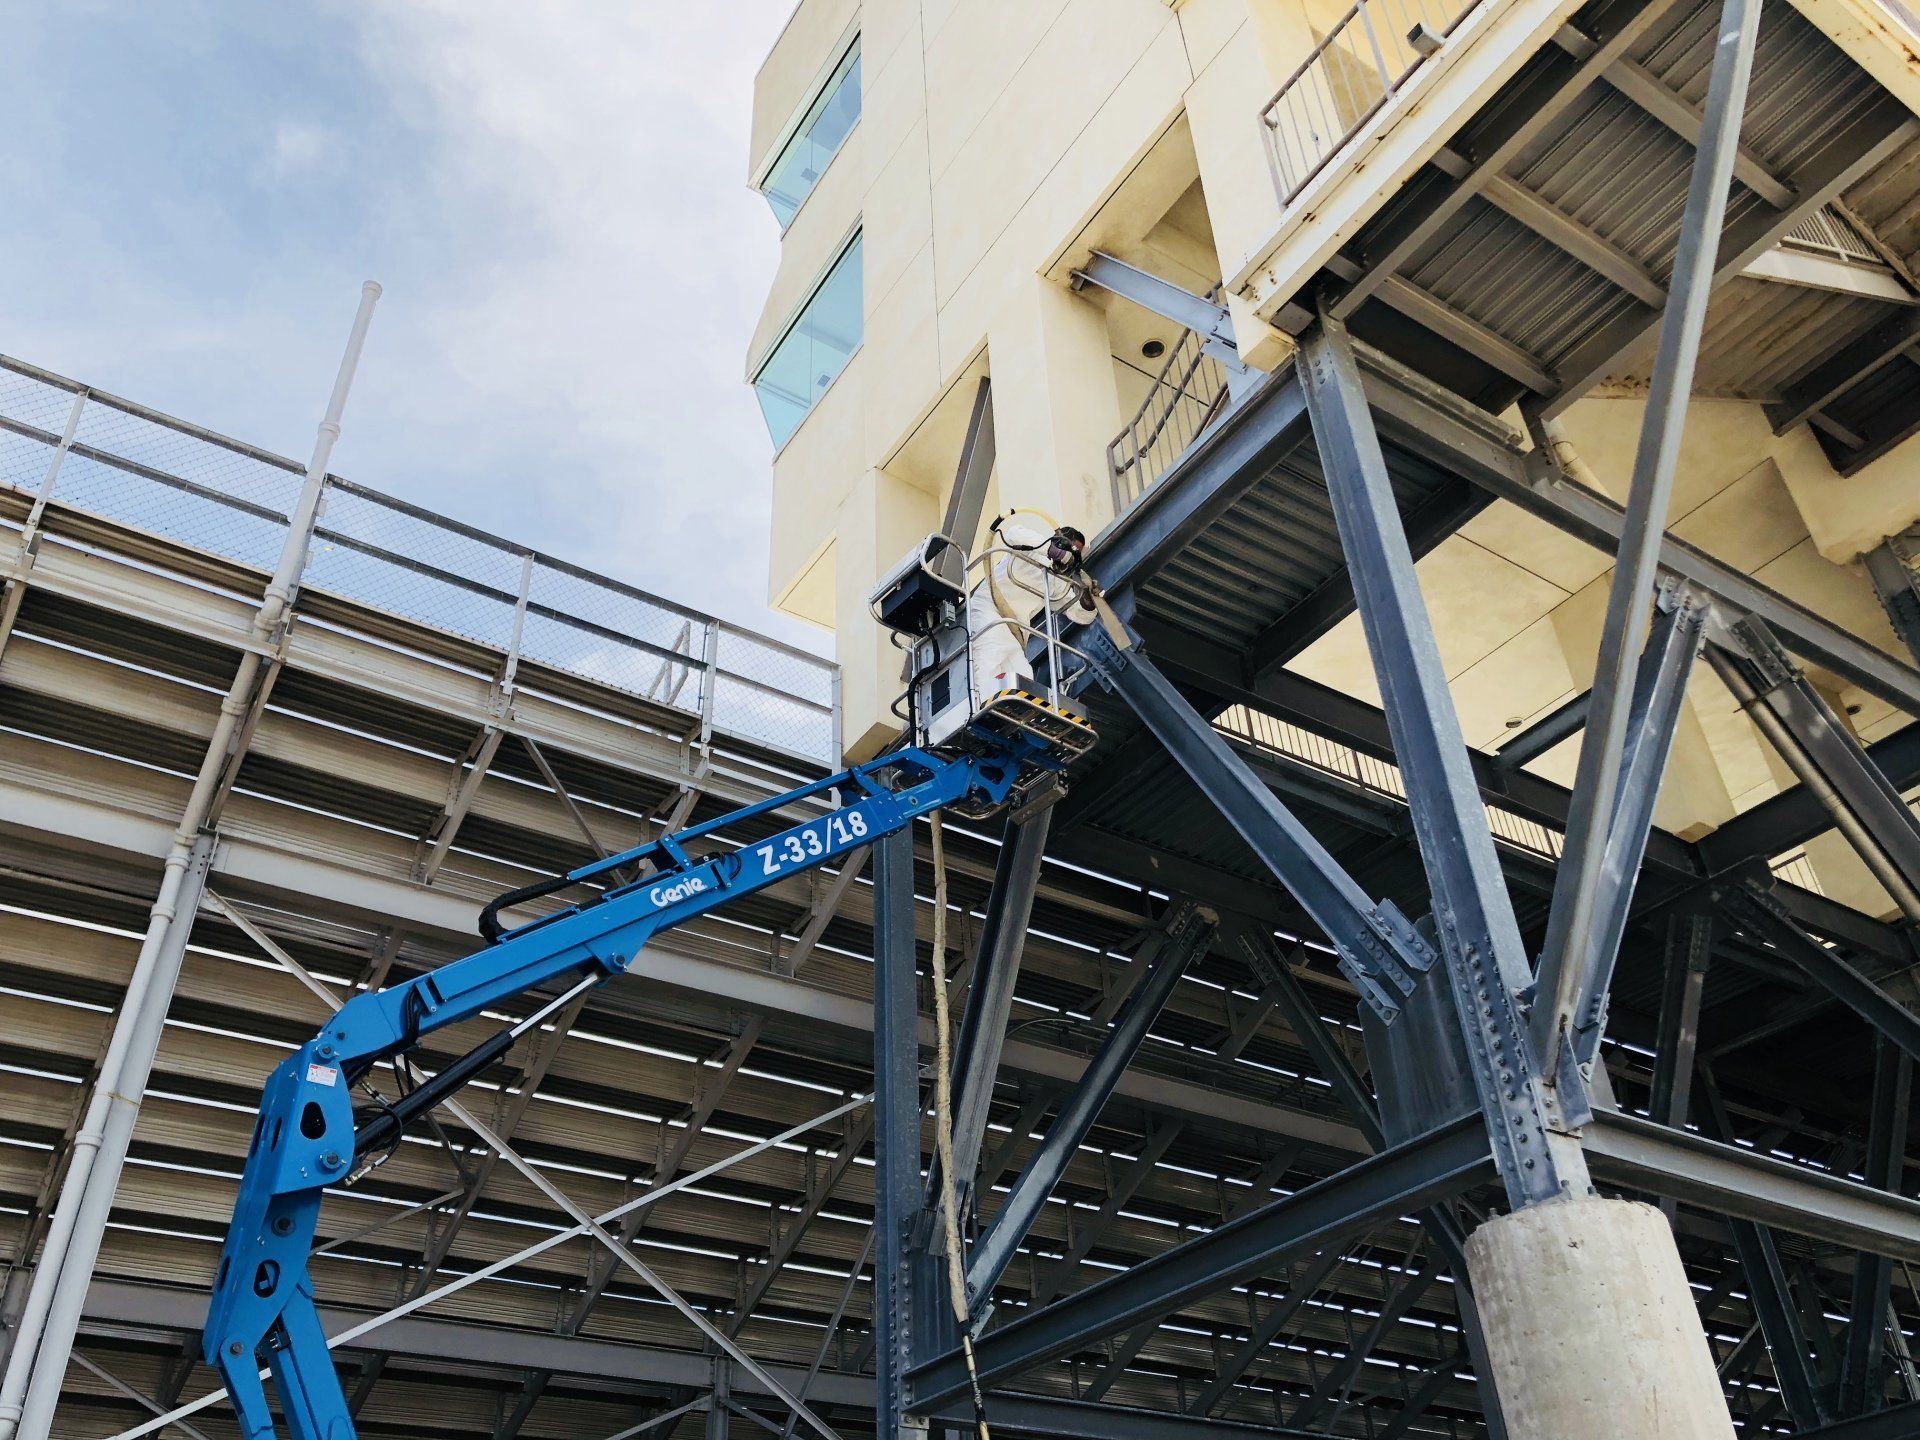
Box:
928;815;992;1440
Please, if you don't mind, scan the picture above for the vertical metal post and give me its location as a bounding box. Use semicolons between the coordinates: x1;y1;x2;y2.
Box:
706;1358;731;1440
872;827;922;1440
500;550;535;698
947;810;1051;1205
1703;1072;1828;1429
0;284;380;1440
1840;1036;1911;1415
1299;315;1587;1210
964;904;1215;1307
698;622;721;755
1534;0;1764;1073
0;390;87;668
26;390;86;530
1650;912;1714;1131
9;836;216;1440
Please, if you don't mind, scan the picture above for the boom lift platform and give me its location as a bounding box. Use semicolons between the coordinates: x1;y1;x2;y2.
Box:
200;532;1098;1440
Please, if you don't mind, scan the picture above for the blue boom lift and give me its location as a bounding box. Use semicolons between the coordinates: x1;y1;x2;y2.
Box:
201;531;1098;1439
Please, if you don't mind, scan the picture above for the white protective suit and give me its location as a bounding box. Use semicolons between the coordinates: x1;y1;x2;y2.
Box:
964;512;1093;705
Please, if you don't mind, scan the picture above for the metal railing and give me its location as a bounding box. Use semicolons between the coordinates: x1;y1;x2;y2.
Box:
1261;0;1484;202
0;356;839;764
1107;322;1231;515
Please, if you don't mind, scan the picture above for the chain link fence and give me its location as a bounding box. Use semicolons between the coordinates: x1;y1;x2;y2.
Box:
0;355;838;764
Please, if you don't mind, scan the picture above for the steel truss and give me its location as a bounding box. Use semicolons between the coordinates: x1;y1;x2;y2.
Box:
858;4;1920;1423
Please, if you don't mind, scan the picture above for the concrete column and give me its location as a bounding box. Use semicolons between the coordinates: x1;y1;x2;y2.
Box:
1465;1197;1735;1440
1179;0;1318;369
985;275;1124;537
834;467;937;761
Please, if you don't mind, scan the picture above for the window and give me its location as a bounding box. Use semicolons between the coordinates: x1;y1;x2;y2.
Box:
754;233;863;449
762;39;861;227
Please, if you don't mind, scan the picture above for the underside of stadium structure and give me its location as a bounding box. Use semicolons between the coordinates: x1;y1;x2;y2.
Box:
5;0;1920;1432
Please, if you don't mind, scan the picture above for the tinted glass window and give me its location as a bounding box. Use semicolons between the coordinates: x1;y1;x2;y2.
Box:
754;233;863;449
763;40;861;227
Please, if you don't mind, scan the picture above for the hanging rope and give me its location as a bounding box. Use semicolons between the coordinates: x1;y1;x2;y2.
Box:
927;814;992;1440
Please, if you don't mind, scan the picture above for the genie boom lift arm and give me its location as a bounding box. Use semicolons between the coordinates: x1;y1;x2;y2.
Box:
201;526;1098;1440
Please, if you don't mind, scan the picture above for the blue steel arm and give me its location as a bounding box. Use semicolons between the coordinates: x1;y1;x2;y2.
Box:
202;741;1033;1440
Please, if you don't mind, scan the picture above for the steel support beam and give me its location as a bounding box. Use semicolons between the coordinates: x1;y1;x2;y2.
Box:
1186;1247;1346;1415
1582;1107;1920;1262
1768;312;1920;439
1320;0;1690;321
908;1117;1494;1409
1076;1148;1303;1404
1700;1078;1828;1430
1543;104;1920;413
1649;911;1714;1131
1570;588;1711;1069
1071;253;1248;381
967;902;1216;1309
2;835;216;1440
1700;722;1920;878
1866;532;1920;669
1840;1036;1911;1416
1076;629;1434;1027
940;378;996;565
1708;616;1920;922
1347;342;1920;719
1718;881;1920;1066
874;826;923;1439
949;810;1052;1204
1299;314;1584;1207
1492;690;1589;773
1532;0;1760;1083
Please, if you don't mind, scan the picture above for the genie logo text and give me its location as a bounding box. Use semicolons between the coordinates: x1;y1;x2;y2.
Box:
650;876;709;907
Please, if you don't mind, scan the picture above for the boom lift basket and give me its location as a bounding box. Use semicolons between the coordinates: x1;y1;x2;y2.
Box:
869;528;1097;811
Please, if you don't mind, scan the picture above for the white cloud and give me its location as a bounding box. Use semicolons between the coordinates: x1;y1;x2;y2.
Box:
334;1;817;649
265;119;340;179
0;1;820;655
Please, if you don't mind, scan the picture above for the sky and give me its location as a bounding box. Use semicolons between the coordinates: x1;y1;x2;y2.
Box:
0;0;822;650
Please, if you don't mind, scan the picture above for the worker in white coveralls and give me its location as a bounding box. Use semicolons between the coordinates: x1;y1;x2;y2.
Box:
964;510;1093;708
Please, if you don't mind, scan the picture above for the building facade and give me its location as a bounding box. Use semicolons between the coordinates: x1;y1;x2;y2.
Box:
748;0;1920;915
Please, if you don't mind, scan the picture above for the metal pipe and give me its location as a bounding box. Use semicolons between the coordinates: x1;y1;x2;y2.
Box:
1532;0;1763;1072
0;284;379;1440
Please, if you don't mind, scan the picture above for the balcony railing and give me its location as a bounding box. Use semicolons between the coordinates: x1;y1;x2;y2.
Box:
1107;321;1232;515
1262;0;1485;202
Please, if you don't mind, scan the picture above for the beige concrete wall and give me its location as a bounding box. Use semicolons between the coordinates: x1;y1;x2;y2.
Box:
1291;392;1914;906
751;0;861;182
753;0;1352;753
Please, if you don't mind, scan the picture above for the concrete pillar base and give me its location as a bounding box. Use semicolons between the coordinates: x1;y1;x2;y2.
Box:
1464;1196;1735;1440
